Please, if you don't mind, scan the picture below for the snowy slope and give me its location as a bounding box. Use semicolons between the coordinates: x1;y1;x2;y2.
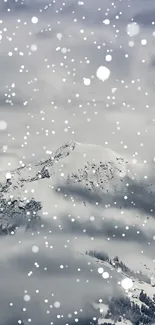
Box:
0;140;154;239
0;140;128;192
0;141;155;325
0;140;129;229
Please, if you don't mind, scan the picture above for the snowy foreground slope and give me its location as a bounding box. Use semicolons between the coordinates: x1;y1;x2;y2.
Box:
0;141;155;325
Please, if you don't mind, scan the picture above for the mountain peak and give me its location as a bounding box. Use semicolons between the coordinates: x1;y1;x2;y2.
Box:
54;140;78;160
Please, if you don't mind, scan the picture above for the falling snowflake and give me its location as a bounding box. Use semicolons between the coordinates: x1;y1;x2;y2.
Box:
54;301;61;308
5;172;12;180
105;55;112;62
96;66;110;82
32;245;39;253
126;22;140;37
24;294;31;302
121;278;133;290
102;272;109;279
0;120;7;130
83;78;91;86
31;16;39;24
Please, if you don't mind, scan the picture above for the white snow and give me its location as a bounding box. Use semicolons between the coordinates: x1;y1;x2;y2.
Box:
126;22;140;37
5;172;12;180
0;140;154;325
102;272;109;279
141;39;147;45
0;120;7;131
121;278;133;290
83;78;91;86
105;54;112;62
103;19;110;25
96;66;110;82
31;16;38;24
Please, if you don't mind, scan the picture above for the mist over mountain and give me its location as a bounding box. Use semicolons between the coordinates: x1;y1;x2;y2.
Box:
0;141;155;325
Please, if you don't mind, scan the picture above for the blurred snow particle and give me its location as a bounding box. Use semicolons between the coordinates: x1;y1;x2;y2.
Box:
103;19;110;25
32;245;39;253
98;267;104;274
132;159;137;164
121;278;133;290
56;33;62;40
102;272;109;279
0;120;7;130
3;145;8;152
96;66;110;82
105;55;112;62
24;294;31;302
61;47;67;54
126;22;140;37
30;44;37;52
5;172;12;180
141;39;147;45
54;301;61;308
31;16;39;24
83;78;91;86
112;88;117;93
128;41;135;47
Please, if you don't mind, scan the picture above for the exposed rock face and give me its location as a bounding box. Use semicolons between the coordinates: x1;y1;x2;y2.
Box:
0;141;129;232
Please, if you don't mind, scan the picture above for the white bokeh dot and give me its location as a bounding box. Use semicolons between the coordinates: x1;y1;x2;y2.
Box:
83;78;91;86
56;33;62;40
30;44;37;51
102;272;109;279
141;39;147;45
32;245;39;253
5;172;12;180
24;294;31;302
126;22;140;37
128;41;135;47
103;19;110;25
54;301;61;308
0;120;7;130
98;267;104;274
31;16;38;24
105;55;112;62
121;278;133;290
96;66;110;82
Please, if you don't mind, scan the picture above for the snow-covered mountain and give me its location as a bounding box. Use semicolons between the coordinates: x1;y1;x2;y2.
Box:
0;141;155;325
0;140;128;229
